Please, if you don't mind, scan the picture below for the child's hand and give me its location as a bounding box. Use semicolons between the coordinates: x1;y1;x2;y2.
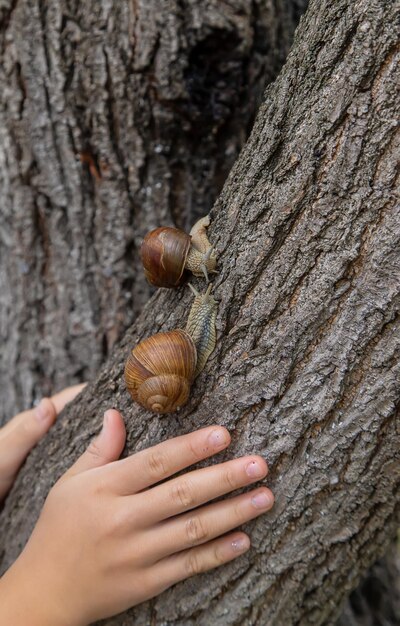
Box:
0;384;86;503
0;409;274;626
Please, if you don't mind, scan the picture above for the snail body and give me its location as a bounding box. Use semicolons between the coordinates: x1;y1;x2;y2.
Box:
124;285;217;414
140;216;217;287
186;283;217;377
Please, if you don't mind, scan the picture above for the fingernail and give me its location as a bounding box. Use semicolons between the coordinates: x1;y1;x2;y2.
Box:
34;399;52;423
251;491;272;509
232;537;250;553
208;428;229;449
246;460;265;478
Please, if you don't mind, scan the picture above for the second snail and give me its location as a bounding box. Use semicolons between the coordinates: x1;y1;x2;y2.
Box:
125;215;218;415
124;284;218;414
140;215;217;287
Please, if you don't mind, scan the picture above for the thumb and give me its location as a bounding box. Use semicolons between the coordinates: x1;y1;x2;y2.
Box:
65;409;126;477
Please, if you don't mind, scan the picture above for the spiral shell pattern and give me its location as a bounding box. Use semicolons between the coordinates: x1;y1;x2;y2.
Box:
140;227;191;287
124;329;197;414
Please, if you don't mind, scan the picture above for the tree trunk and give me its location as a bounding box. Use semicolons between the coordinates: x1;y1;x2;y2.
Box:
0;0;306;419
1;0;399;625
337;537;400;626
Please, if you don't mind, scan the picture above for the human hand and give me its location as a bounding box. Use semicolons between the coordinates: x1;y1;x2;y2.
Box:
0;384;86;503
0;410;274;626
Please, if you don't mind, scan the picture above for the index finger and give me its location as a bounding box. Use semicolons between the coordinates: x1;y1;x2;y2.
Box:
109;426;231;494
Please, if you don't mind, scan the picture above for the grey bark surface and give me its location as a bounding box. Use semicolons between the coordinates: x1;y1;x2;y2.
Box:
337;537;400;626
1;0;399;625
0;0;306;419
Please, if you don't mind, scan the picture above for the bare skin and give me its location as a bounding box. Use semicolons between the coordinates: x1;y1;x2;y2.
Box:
0;384;86;503
0;407;274;626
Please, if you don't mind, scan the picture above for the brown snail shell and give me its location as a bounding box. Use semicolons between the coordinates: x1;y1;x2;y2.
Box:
140;227;191;288
124;329;197;414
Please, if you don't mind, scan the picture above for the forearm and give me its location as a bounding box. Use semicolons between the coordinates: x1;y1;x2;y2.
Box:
0;559;82;626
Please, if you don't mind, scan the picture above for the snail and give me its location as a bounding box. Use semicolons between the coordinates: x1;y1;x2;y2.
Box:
186;283;217;377
140;215;217;287
124;284;217;414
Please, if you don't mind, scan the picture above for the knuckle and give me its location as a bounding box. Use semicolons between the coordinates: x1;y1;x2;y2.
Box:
185;552;203;577
147;450;168;479
188;438;200;460
224;468;238;491
170;480;195;509
233;501;244;522
90;480;106;498
185;516;208;545
87;439;103;460
108;506;131;534
213;545;226;566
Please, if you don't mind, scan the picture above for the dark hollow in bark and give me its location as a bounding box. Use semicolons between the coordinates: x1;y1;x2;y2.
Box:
0;0;307;419
1;0;399;624
337;537;400;626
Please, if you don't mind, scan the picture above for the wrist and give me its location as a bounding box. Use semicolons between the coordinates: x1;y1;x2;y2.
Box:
0;557;84;626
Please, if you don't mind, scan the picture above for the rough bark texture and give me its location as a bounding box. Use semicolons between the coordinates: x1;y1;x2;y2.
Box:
0;0;307;419
337;537;400;626
1;0;399;625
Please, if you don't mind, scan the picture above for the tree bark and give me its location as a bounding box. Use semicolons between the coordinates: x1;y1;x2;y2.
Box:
1;0;399;625
337;537;400;626
0;0;306;419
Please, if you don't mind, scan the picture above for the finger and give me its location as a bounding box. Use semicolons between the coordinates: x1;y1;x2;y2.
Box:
65;409;126;477
0;398;57;459
0;398;58;500
135;456;268;525
0;385;87;502
0;383;86;456
149;532;250;593
50;383;87;414
0;383;86;451
145;487;274;560
108;425;231;495
0;384;86;484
